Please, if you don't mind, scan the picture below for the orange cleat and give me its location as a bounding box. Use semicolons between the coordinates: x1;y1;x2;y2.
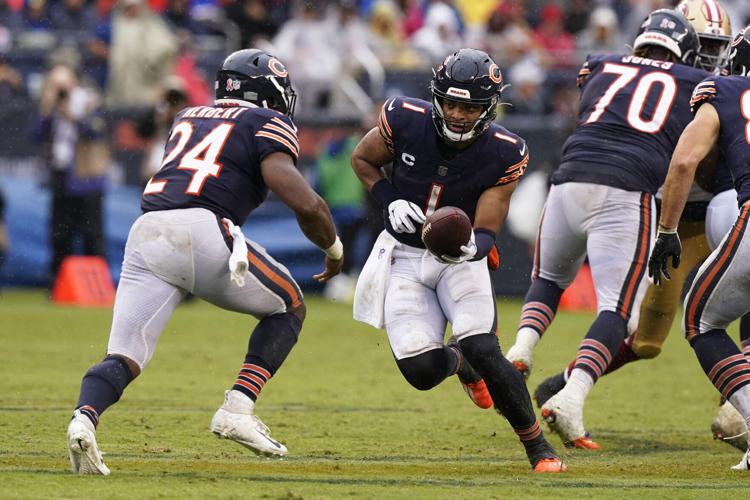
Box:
533;457;567;473
566;435;601;450
461;379;493;409
511;360;531;379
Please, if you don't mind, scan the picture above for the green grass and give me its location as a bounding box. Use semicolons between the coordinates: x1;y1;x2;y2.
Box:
0;290;746;499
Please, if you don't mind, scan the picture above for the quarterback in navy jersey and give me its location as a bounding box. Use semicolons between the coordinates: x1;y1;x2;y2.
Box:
65;49;343;475
351;48;565;473
503;9;710;449
650;28;750;470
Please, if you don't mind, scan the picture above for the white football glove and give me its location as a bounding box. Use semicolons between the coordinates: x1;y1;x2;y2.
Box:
388;199;426;234
435;231;477;264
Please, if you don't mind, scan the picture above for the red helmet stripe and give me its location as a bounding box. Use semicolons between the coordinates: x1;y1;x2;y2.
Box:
704;0;721;24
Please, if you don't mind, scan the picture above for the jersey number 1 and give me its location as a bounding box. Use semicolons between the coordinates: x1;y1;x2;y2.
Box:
144;121;235;195
585;63;677;133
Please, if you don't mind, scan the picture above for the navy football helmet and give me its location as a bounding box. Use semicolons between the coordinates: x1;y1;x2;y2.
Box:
430;49;503;142
729;27;750;76
633;9;701;67
215;49;297;118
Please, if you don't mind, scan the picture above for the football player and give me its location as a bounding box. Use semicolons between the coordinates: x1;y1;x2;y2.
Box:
649;28;750;470
503;9;710;449
524;0;749;450
66;49;344;474
350;49;565;472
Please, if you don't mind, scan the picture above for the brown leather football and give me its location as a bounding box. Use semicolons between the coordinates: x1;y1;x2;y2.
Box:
421;206;472;258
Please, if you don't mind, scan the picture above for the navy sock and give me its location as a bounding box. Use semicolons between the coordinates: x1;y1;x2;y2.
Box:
573;311;627;382
459;334;544;447
232;312;302;401
740;314;750;354
76;356;134;427
518;277;564;338
690;329;750;400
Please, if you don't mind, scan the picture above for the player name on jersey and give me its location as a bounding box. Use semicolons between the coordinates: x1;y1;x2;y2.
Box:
181;106;249;120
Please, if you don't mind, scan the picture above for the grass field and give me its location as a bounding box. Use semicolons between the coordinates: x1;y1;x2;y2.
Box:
0;290;747;499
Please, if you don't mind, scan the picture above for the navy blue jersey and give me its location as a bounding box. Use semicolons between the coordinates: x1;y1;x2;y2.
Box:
141;105;299;225
712;160;734;195
377;96;528;248
691;76;750;205
552;54;710;193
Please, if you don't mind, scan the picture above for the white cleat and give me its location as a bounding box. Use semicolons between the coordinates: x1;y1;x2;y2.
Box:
505;343;533;379
541;390;600;450
67;410;110;475
711;401;749;451
210;390;287;457
731;448;750;470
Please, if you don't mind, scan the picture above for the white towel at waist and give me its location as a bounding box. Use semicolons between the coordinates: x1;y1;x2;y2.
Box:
353;230;398;329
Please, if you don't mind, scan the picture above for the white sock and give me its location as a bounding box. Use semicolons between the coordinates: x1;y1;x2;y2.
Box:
729;385;750;430
514;328;541;352
566;368;595;403
227;389;256;413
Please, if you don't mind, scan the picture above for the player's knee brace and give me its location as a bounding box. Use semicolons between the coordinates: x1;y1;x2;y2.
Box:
396;348;455;391
82;356;134;403
246;311;303;375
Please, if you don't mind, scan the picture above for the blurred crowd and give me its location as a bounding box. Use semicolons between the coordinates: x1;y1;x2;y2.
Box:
2;0;750;119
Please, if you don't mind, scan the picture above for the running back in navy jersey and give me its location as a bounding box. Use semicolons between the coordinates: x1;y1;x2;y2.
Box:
377;96;528;248
691;76;750;205
552;54;710;193
141;105;299;225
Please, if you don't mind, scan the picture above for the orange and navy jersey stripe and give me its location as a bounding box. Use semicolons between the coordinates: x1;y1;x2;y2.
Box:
246;244;303;310
690;80;717;112
706;354;750;400
685;205;750;340
220;219;303;310
576;60;592;88
615;193;652;321
495;153;529;185
532;203;547;280
378;99;395;153
255;116;299;159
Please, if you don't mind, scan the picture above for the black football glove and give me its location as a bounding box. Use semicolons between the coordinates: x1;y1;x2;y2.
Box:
648;230;681;286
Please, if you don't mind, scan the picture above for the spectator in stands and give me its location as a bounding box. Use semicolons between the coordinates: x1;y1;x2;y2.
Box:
225;0;284;48
505;57;548;116
411;1;463;64
576;6;622;56
0;55;24;101
475;0;538;70
533;2;576;69
0;0;22;52
22;0;52;31
317;126;367;302
135;75;187;183
51;0;101;32
564;0;593;35
95;0;177;107
32;61;110;286
273;0;341;109
163;0;207;38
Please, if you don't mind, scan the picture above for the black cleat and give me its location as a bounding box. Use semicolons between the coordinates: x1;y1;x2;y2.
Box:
533;372;566;409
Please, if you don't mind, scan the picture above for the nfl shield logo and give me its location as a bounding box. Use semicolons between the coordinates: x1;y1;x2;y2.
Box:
437;165;448;176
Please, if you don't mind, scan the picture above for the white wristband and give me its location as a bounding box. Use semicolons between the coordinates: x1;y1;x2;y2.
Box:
658;224;678;234
323;236;343;260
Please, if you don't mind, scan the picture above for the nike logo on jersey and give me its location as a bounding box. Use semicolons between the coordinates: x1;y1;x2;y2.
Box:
387;99;395;111
520;143;528;157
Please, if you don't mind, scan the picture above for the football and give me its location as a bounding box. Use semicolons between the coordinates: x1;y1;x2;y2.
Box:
421;206;472;258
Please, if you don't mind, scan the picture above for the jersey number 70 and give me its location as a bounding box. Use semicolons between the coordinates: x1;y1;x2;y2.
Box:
585;63;677;134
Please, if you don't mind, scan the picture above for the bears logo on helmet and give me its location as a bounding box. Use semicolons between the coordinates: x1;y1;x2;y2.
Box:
729;27;750;76
215;49;297;117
